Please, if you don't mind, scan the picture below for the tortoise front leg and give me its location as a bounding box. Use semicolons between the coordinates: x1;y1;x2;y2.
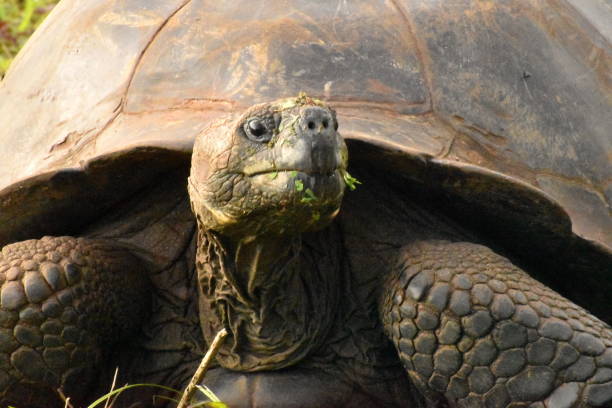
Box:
0;236;150;407
381;240;612;407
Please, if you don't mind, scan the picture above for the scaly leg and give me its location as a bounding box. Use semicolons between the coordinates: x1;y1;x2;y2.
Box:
381;240;612;407
0;236;150;407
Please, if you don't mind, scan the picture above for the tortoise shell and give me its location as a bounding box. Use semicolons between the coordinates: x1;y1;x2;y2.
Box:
0;0;609;255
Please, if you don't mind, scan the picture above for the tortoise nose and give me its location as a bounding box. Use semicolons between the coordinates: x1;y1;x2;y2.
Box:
299;107;338;173
300;107;335;137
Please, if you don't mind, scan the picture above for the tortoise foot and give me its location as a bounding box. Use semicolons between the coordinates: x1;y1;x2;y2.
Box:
381;240;612;407
0;236;150;407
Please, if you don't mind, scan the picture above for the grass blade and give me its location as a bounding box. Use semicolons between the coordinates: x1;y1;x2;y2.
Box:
195;384;222;402
87;384;179;408
17;0;35;32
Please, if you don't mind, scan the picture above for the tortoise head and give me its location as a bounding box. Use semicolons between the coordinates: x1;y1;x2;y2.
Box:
188;96;348;238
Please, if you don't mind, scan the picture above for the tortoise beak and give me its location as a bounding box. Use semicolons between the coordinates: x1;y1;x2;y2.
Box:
271;105;344;178
297;106;338;175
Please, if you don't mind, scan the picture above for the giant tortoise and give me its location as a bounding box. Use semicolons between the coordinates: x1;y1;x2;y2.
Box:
0;0;610;407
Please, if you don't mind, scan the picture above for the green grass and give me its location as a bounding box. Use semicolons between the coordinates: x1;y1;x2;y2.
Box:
7;379;227;408
0;0;59;78
83;382;226;408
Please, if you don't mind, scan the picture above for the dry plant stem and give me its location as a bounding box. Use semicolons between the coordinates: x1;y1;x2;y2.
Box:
177;328;228;408
57;388;74;408
105;367;120;408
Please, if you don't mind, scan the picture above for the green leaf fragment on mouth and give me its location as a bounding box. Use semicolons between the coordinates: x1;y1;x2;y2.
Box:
268;171;278;180
293;178;317;203
301;188;317;203
342;170;362;191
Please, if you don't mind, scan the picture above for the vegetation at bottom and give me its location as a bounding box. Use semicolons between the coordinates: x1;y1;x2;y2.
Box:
0;0;59;78
7;381;227;408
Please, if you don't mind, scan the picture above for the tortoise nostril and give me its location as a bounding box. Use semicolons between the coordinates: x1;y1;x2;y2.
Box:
303;107;334;134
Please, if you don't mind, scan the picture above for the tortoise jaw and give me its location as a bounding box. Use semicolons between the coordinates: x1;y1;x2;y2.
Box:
244;168;339;178
248;168;345;205
189;168;345;239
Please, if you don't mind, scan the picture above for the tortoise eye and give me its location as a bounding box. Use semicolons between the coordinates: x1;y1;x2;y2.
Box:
244;118;271;143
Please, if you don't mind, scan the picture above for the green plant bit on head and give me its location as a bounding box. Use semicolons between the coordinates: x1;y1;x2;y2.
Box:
342;170;362;191
295;91;325;107
268;171;278;180
296;91;309;105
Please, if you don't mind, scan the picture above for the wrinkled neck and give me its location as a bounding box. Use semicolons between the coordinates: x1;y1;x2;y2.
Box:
217;233;300;304
196;226;342;372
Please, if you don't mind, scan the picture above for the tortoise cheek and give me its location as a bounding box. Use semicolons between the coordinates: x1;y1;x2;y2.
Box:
191;122;236;184
191;149;211;183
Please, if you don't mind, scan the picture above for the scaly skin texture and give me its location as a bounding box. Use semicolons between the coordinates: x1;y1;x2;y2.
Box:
0;236;149;407
381;241;612;407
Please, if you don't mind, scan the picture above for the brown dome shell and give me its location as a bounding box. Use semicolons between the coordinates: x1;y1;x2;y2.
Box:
0;0;609;253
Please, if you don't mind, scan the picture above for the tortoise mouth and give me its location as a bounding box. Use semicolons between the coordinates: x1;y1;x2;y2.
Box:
248;168;345;206
245;168;340;178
